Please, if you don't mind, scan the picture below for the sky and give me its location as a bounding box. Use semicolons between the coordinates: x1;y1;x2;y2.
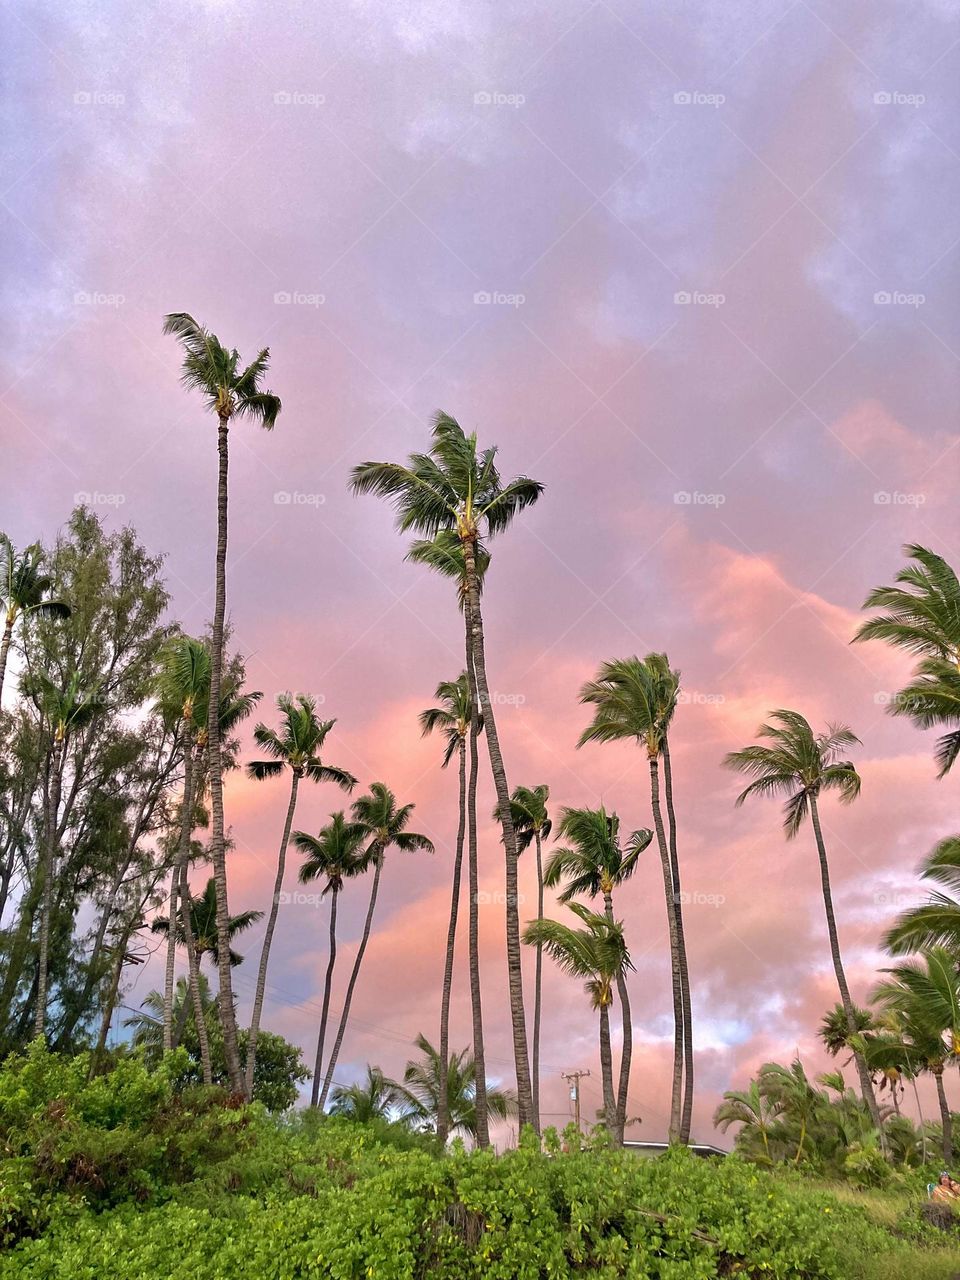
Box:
2;0;959;1142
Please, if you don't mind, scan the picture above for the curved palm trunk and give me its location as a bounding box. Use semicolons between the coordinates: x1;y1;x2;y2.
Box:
437;738;467;1145
318;853;384;1110
648;755;683;1142
598;1002;617;1133
164;740;196;1052
208;416;243;1094
662;740;694;1144
310;886;340;1107
531;829;544;1134
35;742;64;1038
245;771;300;1096
604;889;631;1145
935;1066;953;1163
809;796;882;1134
462;537;533;1131
464;602;490;1148
178;864;212;1084
0;614;13;706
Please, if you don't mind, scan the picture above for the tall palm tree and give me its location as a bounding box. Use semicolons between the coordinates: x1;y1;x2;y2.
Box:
578;654;694;1142
352;411;543;1128
543;804;646;1144
872;948;960;1162
854;544;960;777
0;536;70;704
244;695;355;1095
329;1066;404;1123
317;783;434;1110
27;670;101;1037
724;710;882;1131
294;812;369;1107
496;784;551;1134
524;902;631;1134
389;1033;518;1141
419;672;474;1144
163;311;281;1094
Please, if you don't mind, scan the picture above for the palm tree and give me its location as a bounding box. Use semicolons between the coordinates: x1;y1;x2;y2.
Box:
163;312;281;1094
578;654;694;1142
317;783;434;1110
885;837;960;955
244;695;356;1095
854;544;960;777
724;710;881;1131
496;784;551;1134
759;1060;825;1165
294;812;369;1107
524;902;631;1134
390;1033;518;1141
543;804;646;1144
329;1066;404;1123
27;669;101;1037
419;673;474;1144
0;536;70;704
865;1012;929;1161
352;412;543;1128
125;974;217;1058
872;948;960;1162
713;1080;780;1164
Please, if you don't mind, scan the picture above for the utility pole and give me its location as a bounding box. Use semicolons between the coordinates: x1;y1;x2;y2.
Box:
562;1069;591;1133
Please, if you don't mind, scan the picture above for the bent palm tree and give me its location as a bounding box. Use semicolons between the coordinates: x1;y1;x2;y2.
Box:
0;536;70;704
854;544;960;777
317;783;434;1110
419;672;474;1144
352;412;543;1128
329;1066;404;1123
713;1080;781;1165
524;902;631;1134
496;784;551;1133
245;695;355;1094
390;1032;517;1141
163;311;281;1094
578;654;693;1142
295;812;369;1107
543;804;647;1144
724;710;881;1131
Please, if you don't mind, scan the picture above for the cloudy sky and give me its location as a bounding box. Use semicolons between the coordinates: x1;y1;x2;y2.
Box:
3;0;959;1139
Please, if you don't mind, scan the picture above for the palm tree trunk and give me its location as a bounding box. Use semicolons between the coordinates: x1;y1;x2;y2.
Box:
437;738;467;1145
464;599;489;1148
90;944;125;1076
0;615;13;706
604;889;631;1145
318;853;384;1110
532;828;544;1134
910;1073;928;1164
935;1066;953;1163
461;535;533;1131
662;740;694;1144
173;984;192;1046
245;771;300;1096
809;796;882;1133
178;866;212;1085
648;754;683;1142
310;886;339;1107
164;740;195;1052
891;1084;901;1117
34;743;63;1038
207;415;243;1094
598;1002;616;1133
